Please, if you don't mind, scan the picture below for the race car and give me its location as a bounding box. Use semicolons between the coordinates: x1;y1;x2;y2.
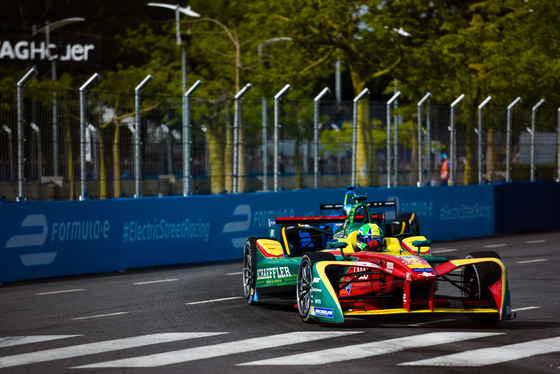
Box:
243;192;515;324
242;190;420;305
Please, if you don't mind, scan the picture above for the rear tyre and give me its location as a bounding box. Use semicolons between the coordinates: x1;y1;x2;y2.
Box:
297;252;336;323
243;237;261;305
462;251;502;324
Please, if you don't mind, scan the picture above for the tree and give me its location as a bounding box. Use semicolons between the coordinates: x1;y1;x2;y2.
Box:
244;0;412;186
395;0;560;184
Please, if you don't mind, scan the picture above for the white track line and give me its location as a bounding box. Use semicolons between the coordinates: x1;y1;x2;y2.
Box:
239;332;502;366
72;312;130;320
483;243;506;248
0;335;80;348
186;296;243;305
74;331;361;368
399;336;560;367
0;333;224;369
133;279;178;285
432;249;458;254
512;306;541;312
35;289;84;296
517;259;547;264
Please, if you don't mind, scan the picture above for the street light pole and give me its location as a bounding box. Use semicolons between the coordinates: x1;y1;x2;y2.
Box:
37;17;85;177
147;2;200;93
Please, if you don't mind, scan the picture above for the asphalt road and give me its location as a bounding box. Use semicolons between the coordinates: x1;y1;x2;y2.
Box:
1;231;559;373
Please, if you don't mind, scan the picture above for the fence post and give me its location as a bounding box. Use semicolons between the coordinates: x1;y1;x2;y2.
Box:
183;80;202;196
86;124;99;179
3;126;14;181
78;73;100;200
417;92;431;186
262;98;268;191
133;75;153;198
350;88;370;187
16;67;38;202
274;84;291;192
426;104;432;180
506;97;522;182
31;123;42;182
386;91;401;188
529;98;546;182
449;94;465;186
313;87;330;189
158;124;171;176
477;96;492;184
233;83;252;194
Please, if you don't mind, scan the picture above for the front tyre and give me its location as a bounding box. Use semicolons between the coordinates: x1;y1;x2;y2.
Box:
243;237;260;304
297;252;336;323
462;251;502;324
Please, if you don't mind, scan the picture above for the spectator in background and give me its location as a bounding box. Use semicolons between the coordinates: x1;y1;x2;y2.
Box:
440;153;450;186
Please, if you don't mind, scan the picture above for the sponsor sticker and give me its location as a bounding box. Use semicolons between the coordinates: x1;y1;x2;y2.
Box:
412;268;434;273
257;266;292;280
311;306;334;318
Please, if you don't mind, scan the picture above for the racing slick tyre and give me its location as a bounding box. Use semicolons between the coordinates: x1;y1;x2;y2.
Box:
243;237;266;305
297;252;336;323
462;251;502;324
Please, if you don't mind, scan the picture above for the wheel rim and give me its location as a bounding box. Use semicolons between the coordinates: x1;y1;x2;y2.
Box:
297;259;313;317
243;244;253;299
463;265;481;299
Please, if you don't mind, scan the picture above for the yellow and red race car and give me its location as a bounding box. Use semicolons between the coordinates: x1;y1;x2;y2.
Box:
243;192;515;324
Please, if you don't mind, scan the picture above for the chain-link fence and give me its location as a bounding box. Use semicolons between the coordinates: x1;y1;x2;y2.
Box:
1;84;558;201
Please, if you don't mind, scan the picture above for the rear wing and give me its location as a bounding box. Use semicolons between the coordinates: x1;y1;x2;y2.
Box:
320;200;397;214
267;213;385;239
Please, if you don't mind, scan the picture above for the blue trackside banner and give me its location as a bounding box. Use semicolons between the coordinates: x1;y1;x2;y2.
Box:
0;182;558;282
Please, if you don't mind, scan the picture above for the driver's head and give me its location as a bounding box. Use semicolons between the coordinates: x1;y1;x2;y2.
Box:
356;223;384;251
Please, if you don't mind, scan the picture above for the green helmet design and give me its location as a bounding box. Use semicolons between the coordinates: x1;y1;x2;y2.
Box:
356;223;384;251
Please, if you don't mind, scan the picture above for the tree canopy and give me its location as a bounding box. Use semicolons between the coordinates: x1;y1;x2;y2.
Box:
1;0;557;103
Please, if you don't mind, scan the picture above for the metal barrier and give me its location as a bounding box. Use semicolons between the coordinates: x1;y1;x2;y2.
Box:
1;83;559;201
1;182;558;283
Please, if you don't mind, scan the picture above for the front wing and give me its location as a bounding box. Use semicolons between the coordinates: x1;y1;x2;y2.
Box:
307;258;513;324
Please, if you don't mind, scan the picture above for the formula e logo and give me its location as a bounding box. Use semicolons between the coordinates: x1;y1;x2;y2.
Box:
5;214;57;266
222;205;251;248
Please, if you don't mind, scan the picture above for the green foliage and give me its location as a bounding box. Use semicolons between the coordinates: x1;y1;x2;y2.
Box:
320;122;352;156
1;0;558;107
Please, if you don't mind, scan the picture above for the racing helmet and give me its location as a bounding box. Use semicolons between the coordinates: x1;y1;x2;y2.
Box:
356;223;384;251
